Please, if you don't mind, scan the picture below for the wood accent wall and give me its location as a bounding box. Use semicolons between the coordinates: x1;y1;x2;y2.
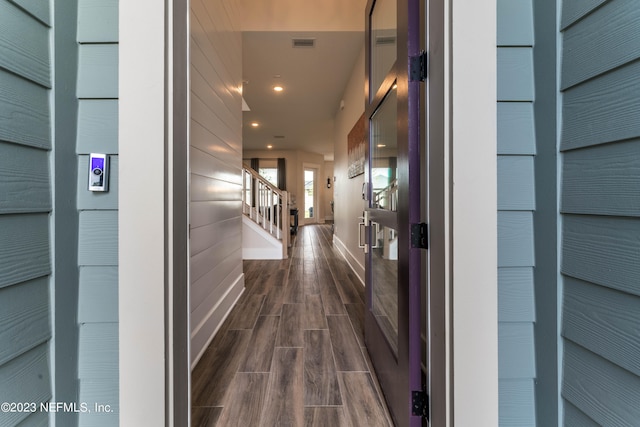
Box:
496;0;537;424
0;1;52;426
560;1;640;424
190;0;245;365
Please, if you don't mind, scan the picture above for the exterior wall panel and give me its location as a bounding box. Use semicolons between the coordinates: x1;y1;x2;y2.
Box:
560;2;640;424
497;1;537;424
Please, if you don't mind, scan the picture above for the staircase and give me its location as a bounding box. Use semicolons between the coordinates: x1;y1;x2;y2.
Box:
242;166;289;259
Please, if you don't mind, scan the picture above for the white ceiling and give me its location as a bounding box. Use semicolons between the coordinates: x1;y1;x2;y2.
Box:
240;0;367;160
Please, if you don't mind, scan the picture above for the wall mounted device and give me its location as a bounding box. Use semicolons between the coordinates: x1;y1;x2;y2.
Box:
88;153;109;192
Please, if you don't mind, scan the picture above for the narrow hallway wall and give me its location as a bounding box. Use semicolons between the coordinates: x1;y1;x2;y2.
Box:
190;0;245;365
333;46;366;282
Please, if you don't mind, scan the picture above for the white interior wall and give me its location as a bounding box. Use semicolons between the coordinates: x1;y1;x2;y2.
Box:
333;46;366;281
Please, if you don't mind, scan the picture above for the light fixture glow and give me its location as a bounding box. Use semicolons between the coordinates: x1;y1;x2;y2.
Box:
251;122;259;127
273;85;284;92
377;144;387;148
267;144;273;149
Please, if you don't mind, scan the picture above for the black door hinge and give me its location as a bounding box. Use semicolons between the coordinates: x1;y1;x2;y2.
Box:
410;50;428;82
411;223;428;249
412;389;429;419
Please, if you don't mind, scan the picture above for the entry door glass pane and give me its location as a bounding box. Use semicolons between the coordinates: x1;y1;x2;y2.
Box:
371;85;398;211
369;85;398;356
371;222;398;356
370;0;397;99
304;169;315;218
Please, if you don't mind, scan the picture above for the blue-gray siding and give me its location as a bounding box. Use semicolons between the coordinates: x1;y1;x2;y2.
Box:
0;1;52;426
190;0;245;365
76;0;119;425
560;1;640;425
497;0;537;425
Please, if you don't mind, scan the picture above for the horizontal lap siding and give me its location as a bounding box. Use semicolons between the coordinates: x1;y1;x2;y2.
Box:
190;0;244;366
0;2;52;423
497;1;536;425
560;1;640;424
76;0;119;424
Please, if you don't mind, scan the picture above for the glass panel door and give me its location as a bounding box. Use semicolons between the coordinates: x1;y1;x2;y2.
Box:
364;0;423;425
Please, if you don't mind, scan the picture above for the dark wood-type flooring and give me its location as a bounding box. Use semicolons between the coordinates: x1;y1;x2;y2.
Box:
192;224;393;426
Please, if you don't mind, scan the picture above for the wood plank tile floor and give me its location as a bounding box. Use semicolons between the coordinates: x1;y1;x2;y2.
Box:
192;224;394;427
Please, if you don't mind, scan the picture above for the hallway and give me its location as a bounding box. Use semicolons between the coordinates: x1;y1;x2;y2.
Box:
191;225;393;426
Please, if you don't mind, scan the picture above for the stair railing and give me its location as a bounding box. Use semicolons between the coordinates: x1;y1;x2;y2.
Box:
242;166;289;258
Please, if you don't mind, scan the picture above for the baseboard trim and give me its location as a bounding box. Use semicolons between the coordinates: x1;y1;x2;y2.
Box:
332;234;365;286
190;273;245;368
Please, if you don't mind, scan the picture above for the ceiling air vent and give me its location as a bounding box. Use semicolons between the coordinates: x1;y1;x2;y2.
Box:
274;135;285;139
292;38;316;48
376;36;396;45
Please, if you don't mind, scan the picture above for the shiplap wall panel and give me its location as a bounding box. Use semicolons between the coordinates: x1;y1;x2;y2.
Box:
191;217;242;256
0;71;50;149
77;0;118;43
15;411;48;427
0;1;50;87
497;103;536;155
564;401;600;427
563;340;640;426
191;262;243;331
562;60;640;151
78;267;118;323
497;156;535;211
561;0;609;30
78;210;118;266
8;0;50;25
191;277;244;363
562;139;640;217
498;268;535;322
191;119;241;163
562;0;640;90
191;0;239;88
497;212;534;267
191;200;243;228
77;44;118;98
190;0;244;365
497;48;534;101
191;174;243;202
191;146;242;185
564;277;640;376
499;323;535;378
78;379;118;427
78;323;118;379
497;0;533;46
0;278;49;365
77;156;118;210
77;99;118;154
191;249;242;310
190;41;240;131
0;214;50;288
498;379;536;426
190;234;241;284
0;143;50;213
191;94;241;155
562;215;640;296
0;344;51;427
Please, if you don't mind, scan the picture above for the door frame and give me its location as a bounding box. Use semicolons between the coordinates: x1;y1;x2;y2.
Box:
302;162;321;225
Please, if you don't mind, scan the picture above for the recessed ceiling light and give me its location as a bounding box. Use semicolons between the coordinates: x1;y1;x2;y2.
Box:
273;85;284;92
267;144;273;149
250;122;259;127
377;144;387;148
